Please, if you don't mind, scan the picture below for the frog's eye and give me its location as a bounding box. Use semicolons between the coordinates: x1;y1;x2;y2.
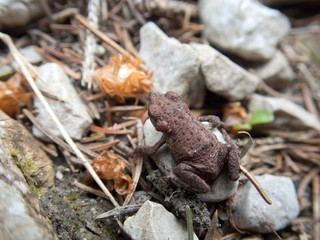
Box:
165;91;180;101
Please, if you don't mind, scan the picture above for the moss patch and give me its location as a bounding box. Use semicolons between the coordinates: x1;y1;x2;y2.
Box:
10;148;42;196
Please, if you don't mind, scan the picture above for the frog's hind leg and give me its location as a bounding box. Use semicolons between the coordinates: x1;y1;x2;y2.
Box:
221;128;241;181
170;163;211;194
226;145;240;181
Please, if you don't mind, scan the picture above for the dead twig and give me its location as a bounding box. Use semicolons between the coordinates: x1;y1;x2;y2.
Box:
240;165;272;205
74;14;131;57
95;204;142;219
298;168;319;209
133;0;198;18
123;119;144;205
313;175;320;240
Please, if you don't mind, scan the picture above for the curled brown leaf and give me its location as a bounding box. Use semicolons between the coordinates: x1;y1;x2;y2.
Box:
85;151;133;195
0;73;32;116
94;54;152;102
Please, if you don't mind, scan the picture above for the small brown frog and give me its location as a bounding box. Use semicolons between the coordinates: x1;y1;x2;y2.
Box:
138;91;240;194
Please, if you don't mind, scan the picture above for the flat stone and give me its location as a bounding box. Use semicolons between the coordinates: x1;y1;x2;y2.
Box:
32;63;92;140
139;22;204;107
143;119;238;202
196;168;239;202
191;43;260;101
124;200;199;240
254;51;294;89
199;0;290;60
233;174;300;233
20;45;43;64
248;94;320;131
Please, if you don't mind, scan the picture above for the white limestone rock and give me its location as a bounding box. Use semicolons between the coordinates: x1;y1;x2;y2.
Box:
124;200;198;240
233;174;300;233
254;51;294;89
199;0;290;60
33;63;92;140
139;22;204;107
191;43;260;101
248;94;320;131
19;45;43;64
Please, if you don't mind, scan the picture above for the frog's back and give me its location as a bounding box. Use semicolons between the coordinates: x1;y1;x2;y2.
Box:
167;117;222;162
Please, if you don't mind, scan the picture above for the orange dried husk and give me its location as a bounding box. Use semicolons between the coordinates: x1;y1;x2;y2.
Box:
223;104;249;128
94;54;152;102
85;151;133;195
0;74;32;116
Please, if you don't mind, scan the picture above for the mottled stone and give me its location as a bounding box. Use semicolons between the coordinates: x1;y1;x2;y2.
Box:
199;0;290;60
124;200;198;240
33;63;92;140
233;174;299;233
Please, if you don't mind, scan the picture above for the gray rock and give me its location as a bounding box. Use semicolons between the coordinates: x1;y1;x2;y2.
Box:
248;94;320;131
143;119;238;202
12;45;43;70
199;0;290;61
0;0;43;30
233;174;300;233
0;111;57;240
139;22;204;107
197;169;239;202
191;43;260;101
33;63;92;140
124;200;199;240
0;110;55;193
254;51;294;89
20;45;43;64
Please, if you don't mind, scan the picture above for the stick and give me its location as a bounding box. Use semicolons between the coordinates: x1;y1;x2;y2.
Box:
0;32;120;208
123;119;144;205
240;165;272;205
238;131;272;205
74;14;131;57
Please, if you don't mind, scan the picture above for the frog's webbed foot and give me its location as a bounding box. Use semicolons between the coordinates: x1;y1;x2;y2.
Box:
135;134;166;156
170;163;211;194
197;115;222;128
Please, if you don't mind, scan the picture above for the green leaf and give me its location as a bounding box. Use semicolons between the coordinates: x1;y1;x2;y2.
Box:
249;110;274;126
185;205;194;240
232;123;252;132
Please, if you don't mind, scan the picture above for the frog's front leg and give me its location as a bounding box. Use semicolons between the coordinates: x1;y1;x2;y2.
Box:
136;134;166;156
170;163;211;194
197;115;222;128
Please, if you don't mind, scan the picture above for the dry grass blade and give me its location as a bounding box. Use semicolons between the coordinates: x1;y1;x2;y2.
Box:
298;168;319;209
240;165;272;205
74;14;131;57
313;175;320;240
95;204;142;219
123;119;144;205
0;32;120;208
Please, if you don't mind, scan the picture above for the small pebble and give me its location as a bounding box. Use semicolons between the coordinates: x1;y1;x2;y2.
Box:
55;170;63;180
